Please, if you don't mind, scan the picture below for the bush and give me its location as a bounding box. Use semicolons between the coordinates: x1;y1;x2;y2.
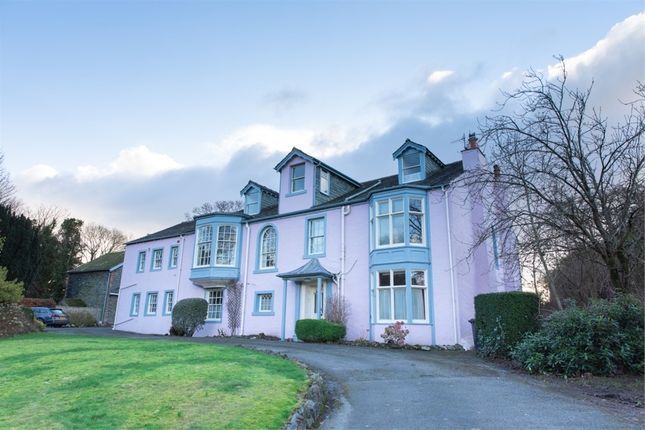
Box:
295;319;346;343
66;309;97;327
21;298;56;308
171;298;208;337
0;267;23;305
380;321;409;346
61;298;87;307
511;295;644;376
474;291;539;357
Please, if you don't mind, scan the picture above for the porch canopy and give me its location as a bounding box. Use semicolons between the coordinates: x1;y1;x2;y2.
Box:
278;258;333;321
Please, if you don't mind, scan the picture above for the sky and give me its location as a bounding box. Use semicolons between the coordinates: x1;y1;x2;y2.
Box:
1;1;643;237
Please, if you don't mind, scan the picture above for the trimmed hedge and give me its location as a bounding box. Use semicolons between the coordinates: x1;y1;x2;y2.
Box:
295;319;346;343
474;291;539;357
171;298;208;337
66;309;97;327
512;296;644;376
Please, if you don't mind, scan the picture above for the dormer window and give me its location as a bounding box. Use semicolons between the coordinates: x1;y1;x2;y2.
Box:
245;188;260;215
291;164;305;193
401;150;421;183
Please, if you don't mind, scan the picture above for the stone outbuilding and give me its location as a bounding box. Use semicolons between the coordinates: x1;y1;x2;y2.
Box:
65;251;124;325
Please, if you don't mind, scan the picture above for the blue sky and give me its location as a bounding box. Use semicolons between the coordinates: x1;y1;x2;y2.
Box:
1;1;643;236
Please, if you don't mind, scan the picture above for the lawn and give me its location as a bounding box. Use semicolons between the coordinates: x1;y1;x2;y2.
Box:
0;334;308;429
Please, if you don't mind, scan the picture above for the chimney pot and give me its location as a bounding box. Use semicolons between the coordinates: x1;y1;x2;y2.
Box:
467;133;478;149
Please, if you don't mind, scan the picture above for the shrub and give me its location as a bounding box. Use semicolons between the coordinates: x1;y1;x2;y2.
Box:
324;295;350;326
171;298;208;337
0;267;23;305
66;309;97;327
21;298;56;308
295;319;346;343
61;298;87;307
380;321;409;346
474;291;539;357
511;295;644;376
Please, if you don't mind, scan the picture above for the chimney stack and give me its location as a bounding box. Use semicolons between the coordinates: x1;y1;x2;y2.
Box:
467;133;478;149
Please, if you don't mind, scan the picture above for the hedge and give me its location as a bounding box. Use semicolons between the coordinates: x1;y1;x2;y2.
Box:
474;291;539;357
295;319;346;343
21;298;56;308
171;298;208;337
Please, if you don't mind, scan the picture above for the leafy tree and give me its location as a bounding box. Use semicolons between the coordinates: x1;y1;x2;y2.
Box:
0;266;24;304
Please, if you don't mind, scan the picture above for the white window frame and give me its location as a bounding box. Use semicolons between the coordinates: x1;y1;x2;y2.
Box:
320;169;330;195
408;197;425;246
206;289;223;320
376;269;407;323
169;246;179;269
245;188;260;214
151;249;163;271
291;163;305;193
146;292;158;315
195;225;212;267
215;225;237;267
258;293;273;313
164;291;174;315
375;198;405;248
259;226;277;269
307;217;325;256
401;150;422;182
410;269;428;323
137;251;146;272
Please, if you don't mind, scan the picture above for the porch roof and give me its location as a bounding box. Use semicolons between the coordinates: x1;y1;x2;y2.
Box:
277;258;334;280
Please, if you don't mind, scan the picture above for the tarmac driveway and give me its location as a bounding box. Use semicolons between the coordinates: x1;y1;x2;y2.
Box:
47;328;633;429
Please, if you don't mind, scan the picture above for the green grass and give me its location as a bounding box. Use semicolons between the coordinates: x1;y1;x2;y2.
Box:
0;334;308;429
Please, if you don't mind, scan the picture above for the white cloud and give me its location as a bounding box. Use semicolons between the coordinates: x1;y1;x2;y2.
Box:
209;123;375;167
20;164;58;183
427;70;455;85
548;13;645;80
75;146;183;182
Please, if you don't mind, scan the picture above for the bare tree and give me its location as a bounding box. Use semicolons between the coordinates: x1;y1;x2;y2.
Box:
226;282;243;336
324;294;351;326
80;223;129;262
185;200;244;220
24;205;70;229
0;153;18;209
466;62;644;308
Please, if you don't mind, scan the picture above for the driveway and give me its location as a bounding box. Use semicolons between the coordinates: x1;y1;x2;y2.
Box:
48;327;634;429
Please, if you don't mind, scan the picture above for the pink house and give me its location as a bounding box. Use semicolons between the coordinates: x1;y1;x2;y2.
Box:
113;135;520;348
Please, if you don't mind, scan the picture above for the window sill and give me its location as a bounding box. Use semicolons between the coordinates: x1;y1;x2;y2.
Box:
150;268;162;272
252;311;275;316
253;268;279;274
303;252;326;259
205;319;223;323
286;190;306;197
143;313;157;317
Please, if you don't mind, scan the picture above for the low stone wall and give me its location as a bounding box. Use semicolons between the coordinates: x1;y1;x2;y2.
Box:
0;304;42;337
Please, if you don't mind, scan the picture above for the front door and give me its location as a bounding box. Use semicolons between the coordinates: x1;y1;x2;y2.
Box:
300;283;324;319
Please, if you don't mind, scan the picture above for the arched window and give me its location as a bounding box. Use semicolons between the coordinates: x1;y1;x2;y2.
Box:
259;226;277;269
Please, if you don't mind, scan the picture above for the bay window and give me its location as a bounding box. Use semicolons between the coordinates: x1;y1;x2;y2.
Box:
377;270;406;321
409;198;424;245
411;270;427;321
376;198;405;247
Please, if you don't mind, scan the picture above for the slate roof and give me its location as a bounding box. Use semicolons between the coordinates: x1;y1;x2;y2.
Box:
278;258;334;279
240;180;279;197
68;251;125;274
127;220;196;245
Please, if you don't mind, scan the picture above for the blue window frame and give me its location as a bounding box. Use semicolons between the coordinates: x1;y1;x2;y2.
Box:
253;290;274;316
130;293;141;317
256;225;278;272
245;188;260;215
136;251;146;273
305;216;326;257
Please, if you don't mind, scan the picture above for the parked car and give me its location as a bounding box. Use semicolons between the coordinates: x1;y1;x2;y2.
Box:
31;307;69;327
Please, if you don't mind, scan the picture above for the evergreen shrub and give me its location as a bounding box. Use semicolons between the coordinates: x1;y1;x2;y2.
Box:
295;319;346;343
171;298;208;337
474;291;539;356
511;295;644;376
